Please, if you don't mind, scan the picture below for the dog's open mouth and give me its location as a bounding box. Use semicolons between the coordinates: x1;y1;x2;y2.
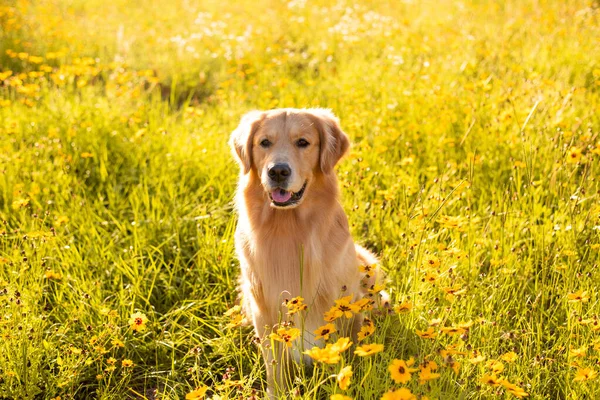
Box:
269;182;307;207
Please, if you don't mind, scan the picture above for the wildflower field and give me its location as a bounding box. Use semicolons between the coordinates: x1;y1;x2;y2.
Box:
1;0;600;398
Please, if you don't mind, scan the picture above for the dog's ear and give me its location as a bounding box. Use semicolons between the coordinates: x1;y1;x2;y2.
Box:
307;109;350;174
229;111;265;174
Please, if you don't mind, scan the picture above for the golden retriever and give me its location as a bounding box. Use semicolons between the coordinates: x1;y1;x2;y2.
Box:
229;108;385;398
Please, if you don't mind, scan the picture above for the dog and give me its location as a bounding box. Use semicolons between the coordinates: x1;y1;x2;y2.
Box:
229;108;385;398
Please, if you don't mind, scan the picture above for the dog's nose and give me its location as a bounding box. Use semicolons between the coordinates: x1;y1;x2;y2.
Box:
268;163;291;183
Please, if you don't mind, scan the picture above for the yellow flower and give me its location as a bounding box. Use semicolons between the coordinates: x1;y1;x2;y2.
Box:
80;152;94;158
331;395;352;400
324;307;343;322
468;354;486;364
380;387;416;400
368;283;386;294
121;359;134;367
501;380;529;398
226;313;245;328
448;360;461;375
418;364;440;385
568;289;589;303
285;296;307;315
388;357;418;384
269;327;301;348
569;346;587;358
128;312;148;332
485;360;504;374
304;337;352;364
107;357;117;365
424;272;438;283
330;337;353;354
44;270;63;280
359;264;374;276
357;322;375;341
353;297;373;311
566;147;582;164
480;374;503;387
111;338;125;348
337;365;352;390
500;351;518;362
440;326;466;335
185;386;209;400
573;367;597;382
304;346;340;364
442;286;466;296
314;323;337;341
333;296;361;318
354;343;384;356
12;198;29;209
416;327;438;339
424;256;440;268
393;301;412;313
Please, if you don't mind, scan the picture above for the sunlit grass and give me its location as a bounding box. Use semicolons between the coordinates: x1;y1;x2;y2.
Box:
1;0;600;398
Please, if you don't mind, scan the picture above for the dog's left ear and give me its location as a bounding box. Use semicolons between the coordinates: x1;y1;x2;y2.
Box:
307;109;350;174
229;111;265;174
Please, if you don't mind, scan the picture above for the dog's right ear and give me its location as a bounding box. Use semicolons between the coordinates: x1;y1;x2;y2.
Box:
229;111;265;174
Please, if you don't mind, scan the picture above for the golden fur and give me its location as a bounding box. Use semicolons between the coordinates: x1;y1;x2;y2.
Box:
229;108;384;397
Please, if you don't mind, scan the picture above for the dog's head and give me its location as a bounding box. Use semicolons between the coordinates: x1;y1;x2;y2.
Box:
229;108;349;209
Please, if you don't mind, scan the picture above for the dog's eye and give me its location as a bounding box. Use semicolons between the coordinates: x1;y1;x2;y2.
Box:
260;139;272;148
296;139;310;148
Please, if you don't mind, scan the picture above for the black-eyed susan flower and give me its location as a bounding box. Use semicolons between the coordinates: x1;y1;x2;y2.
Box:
44;270;63;280
480;373;503;387
393;301;412;313
424;256;440;268
333;296;361;318
569;346;587;358
447;359;461;375
336;365;352;390
304;337;352;364
418;364;440;385
380;387;416;400
128;312;148;332
314;323;336;341
269;327;301;348
185;386;208;400
388;357;418;384
485;359;505;374
330;337;352;354
285;296;307;315
304;346;340;364
424;272;438;283
573;367;597;382
353;297;373;311
324;307;342;322
440;326;466;335
357;322;375;341
354;343;384;356
121;359;134;367
566;147;583;164
501;380;529;398
359;264;374;277
568;290;590;303
416;327;438;339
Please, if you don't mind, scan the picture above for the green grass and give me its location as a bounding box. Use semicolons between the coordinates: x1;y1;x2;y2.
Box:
1;0;600;398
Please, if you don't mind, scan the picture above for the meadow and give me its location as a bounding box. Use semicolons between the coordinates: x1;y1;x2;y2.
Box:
1;0;600;398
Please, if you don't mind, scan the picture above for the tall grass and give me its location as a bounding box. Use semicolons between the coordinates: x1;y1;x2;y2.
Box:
1;0;599;398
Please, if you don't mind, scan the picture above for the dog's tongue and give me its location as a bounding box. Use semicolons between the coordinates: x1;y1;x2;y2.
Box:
272;189;292;203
